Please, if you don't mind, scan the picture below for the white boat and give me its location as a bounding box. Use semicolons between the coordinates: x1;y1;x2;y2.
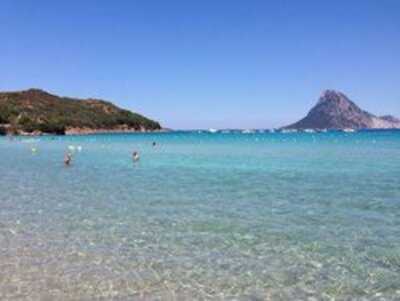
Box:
208;128;218;133
281;129;297;133
343;128;356;133
242;129;255;134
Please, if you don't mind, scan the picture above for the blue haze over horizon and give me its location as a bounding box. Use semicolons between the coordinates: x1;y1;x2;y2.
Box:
1;0;399;129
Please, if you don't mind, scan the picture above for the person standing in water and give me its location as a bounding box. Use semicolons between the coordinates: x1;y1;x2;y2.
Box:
132;151;140;162
64;152;72;166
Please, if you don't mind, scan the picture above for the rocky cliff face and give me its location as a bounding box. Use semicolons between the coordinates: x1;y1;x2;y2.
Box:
380;115;400;123
283;90;400;130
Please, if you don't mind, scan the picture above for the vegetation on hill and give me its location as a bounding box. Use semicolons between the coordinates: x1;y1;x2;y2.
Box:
0;89;161;135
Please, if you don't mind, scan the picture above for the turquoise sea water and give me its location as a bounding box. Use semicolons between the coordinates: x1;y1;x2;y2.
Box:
1;130;400;300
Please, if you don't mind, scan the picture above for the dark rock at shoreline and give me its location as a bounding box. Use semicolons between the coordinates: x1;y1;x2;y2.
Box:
0;126;6;136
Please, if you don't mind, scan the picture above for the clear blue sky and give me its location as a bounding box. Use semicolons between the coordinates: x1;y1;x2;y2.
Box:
1;0;399;129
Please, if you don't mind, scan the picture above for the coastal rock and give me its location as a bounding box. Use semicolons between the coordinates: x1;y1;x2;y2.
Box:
283;90;400;130
380;115;400;123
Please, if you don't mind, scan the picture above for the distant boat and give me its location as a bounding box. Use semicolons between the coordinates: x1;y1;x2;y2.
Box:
343;128;356;133
208;128;218;133
281;129;297;133
242;129;255;134
304;129;315;133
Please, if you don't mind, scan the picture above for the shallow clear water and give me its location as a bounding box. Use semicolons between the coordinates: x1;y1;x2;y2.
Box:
1;130;400;300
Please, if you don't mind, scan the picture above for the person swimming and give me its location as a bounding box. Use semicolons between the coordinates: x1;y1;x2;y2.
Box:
152;141;156;147
132;151;140;162
64;152;72;166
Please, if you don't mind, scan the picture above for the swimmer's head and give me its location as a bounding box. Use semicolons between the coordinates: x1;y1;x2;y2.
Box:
64;153;72;165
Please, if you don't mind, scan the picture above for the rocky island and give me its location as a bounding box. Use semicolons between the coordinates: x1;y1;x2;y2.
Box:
0;89;161;135
283;90;400;130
